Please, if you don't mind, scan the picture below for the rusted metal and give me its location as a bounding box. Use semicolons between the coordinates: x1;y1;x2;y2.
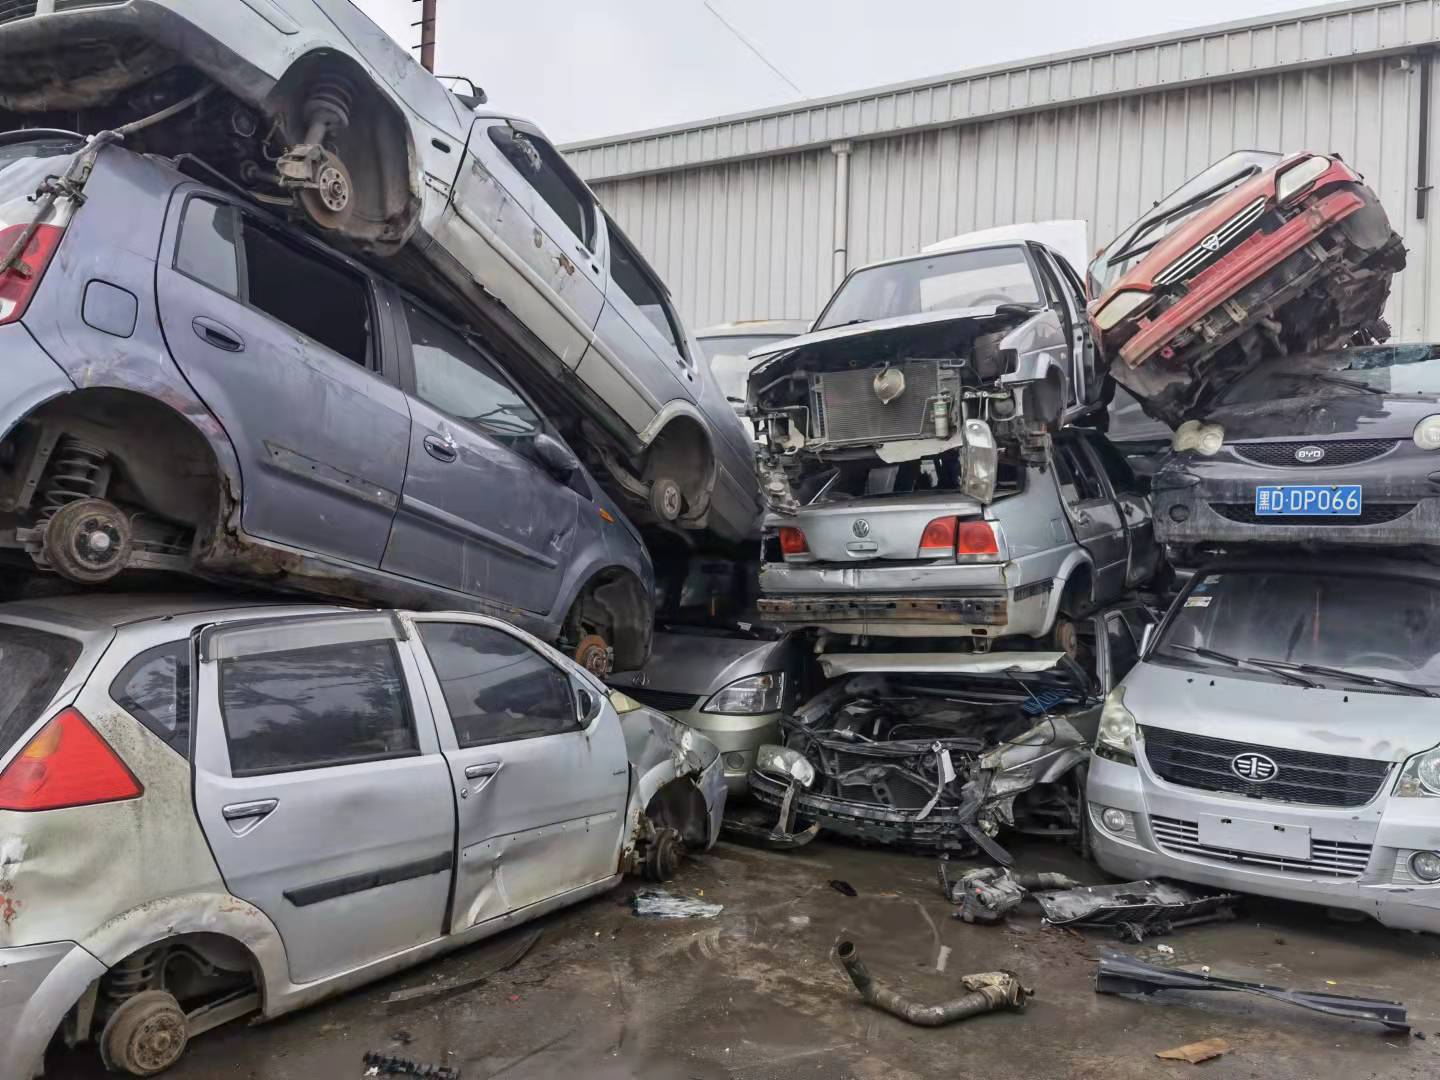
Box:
414;0;437;73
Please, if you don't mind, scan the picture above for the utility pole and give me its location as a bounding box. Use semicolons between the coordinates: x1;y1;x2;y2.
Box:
413;0;437;72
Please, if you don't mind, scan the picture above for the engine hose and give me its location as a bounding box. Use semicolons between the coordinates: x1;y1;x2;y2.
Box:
833;938;1031;1026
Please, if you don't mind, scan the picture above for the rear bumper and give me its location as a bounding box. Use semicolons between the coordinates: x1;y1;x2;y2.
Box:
749;770;976;851
0;940;106;1080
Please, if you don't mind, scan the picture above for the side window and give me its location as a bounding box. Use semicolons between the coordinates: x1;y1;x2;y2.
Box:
487;126;595;248
1054;438;1103;501
404;302;540;439
1053;253;1091;306
1033;248;1068;312
418;622;579;746
111;641;191;757
219;640;417;776
1105;613;1141;684
176;200;240;299
608;229;687;362
1084;433;1141;495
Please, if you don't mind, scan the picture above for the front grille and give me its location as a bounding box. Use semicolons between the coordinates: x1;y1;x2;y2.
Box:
1232;439;1399;468
811;363;942;445
616;687;701;713
1141;726;1392;808
1154;196;1269;286
1151;815;1373;878
0;1;37;26
1211;502;1414;526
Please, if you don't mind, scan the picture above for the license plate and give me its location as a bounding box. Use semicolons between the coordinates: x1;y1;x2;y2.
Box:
1198;814;1311;859
1255;484;1362;516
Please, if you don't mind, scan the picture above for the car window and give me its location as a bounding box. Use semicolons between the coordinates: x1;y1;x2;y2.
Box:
175;197;373;367
608;228;686;361
1053;438;1103;502
0;623;82;760
1034;248;1067;311
487;126;595;249
404;301;540;439
1105;613;1140;684
1083;433;1141;495
219;640;417;776
418;622;579;746
1053;252;1090;305
814;247;1041;330
112;641;191;757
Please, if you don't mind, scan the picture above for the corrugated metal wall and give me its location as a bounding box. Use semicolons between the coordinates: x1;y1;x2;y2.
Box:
594;54;1436;338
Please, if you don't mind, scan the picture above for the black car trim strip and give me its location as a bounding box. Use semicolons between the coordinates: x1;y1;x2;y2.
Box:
283;851;454;908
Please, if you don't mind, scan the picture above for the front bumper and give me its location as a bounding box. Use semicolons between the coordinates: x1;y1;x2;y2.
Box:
1088;753;1440;934
1155;483;1440;550
673;708;782;797
749;770;979;851
0;940;106;1080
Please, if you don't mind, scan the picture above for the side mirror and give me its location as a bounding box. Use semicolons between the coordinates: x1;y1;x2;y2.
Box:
575;686;601;725
533;433;579;479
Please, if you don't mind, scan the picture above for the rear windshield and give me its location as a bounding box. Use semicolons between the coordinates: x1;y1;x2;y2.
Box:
0;624;82;756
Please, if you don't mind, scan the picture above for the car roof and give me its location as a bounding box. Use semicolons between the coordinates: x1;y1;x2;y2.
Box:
0;593;354;632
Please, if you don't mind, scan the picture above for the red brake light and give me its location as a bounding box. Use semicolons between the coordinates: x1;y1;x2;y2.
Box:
957;521;1000;556
0;223;65;327
919;516;957;556
778;526;810;555
0;708;143;812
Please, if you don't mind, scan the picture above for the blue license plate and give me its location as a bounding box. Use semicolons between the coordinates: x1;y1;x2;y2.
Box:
1255;485;1362;516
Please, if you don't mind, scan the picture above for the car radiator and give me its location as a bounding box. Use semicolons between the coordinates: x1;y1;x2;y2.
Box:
810;363;953;446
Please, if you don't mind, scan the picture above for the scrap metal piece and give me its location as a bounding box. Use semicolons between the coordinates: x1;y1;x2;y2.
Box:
1032;880;1240;940
834;937;1031;1026
720;778;820;850
1156;1038;1230;1064
361;1051;461;1079
630;890;723;918
1094;950;1410;1033
938;863;1082;924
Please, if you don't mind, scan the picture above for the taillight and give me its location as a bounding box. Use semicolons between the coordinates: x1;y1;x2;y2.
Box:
957;520;999;556
0;707;143;812
919;516;957;557
778;527;810;556
0;223;65;326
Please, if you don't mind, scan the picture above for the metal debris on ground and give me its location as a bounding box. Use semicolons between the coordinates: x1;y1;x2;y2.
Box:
361;1051;461;1079
829;879;858;897
384;930;541;1004
1095;950;1410;1033
938;862;1080;925
1030;879;1240;941
833;937;1031;1027
630;890;723;918
1155;1038;1230;1064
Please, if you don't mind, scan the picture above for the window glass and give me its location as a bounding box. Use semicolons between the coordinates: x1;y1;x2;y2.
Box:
405;302;540;439
1054;439;1102;501
487;127;594;247
815;247;1041;330
418;623;578;746
1034;250;1066;310
696;334;787;403
242;222;371;366
1105;614;1140;684
176;199;240;299
608;231;684;357
0;624;82;760
112;641;191;756
219;640;417;775
1083;433;1139;494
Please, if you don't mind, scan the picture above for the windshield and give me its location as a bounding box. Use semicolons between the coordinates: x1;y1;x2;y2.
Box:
1155;570;1440;691
696;334;793;403
1217;344;1440;404
0;623;82;758
1089;150;1284;294
814;247;1040;331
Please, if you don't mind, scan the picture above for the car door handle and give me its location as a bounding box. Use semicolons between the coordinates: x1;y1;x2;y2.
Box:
193;317;244;353
465;762;502;780
1076;511;1093;526
575;244;600;274
423;435;457;463
222;799;277;822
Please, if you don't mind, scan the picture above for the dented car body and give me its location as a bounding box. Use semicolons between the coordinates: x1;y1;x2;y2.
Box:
1089;150;1405;426
0;595;722;1079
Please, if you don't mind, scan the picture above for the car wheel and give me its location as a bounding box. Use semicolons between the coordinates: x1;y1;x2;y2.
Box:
641;827;684;881
649;476;683;521
99;990;188;1077
41;497;133;584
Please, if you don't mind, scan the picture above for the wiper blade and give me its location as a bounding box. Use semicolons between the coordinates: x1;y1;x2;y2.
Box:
1255;659;1438;699
1169;645;1318;688
1238;657;1321;689
1169;644;1242;667
1313;373;1384;396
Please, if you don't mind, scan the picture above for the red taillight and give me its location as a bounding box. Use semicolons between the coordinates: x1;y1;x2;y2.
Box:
957;521;999;556
919;516;958;557
0;708;143;812
778;527;810;555
0;223;65;327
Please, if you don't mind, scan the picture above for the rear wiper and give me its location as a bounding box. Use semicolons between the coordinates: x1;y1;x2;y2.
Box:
1169;645;1318;688
1313;373;1384;396
1250;659;1438;699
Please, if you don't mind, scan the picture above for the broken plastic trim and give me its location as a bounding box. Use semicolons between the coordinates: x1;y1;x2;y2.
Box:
834;937;1031;1026
1094;950;1409;1033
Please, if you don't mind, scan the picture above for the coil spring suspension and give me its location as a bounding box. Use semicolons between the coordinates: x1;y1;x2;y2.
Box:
104;948;165;1005
304;73;355;135
37;438;109;526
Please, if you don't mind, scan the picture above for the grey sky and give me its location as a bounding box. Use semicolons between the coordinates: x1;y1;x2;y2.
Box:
354;0;1321;144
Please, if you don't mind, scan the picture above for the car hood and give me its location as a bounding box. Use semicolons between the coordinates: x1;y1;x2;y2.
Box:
610;629;791;697
1124;661;1440;763
1205;390;1439;441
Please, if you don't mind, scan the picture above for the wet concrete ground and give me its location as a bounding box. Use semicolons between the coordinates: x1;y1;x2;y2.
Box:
54;835;1440;1079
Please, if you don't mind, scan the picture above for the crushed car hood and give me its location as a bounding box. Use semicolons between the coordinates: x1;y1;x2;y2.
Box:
1205;389;1440;440
818;651;1068;677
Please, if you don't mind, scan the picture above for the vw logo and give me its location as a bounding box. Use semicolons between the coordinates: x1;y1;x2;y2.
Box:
1231;752;1279;782
1200;232;1222;253
1294;445;1326;463
852;518;871;538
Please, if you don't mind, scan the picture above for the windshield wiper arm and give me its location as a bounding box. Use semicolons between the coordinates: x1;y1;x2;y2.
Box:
1169;643;1242;666
1239;658;1321;689
1169;645;1318;688
1251;659;1438;698
1313;373;1384;396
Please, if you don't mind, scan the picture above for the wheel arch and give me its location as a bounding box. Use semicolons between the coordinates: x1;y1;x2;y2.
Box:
639;406;716;518
559;564;653;673
1044;551;1096;631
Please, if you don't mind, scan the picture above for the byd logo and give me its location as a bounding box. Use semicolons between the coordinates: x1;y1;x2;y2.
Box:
1231;752;1279;782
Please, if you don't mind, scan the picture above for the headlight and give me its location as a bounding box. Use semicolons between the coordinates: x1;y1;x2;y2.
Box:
1096;687;1137;765
1414;414;1440;451
1172;420;1225;456
702;672;784;714
1276;155;1331;203
755;744;816;788
1093;289;1155;331
1395;746;1440;797
608;689;643;714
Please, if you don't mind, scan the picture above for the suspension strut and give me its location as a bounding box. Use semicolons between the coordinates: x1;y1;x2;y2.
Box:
36;437;111;527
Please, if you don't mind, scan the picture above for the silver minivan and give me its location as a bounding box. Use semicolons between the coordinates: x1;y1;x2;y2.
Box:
1088;558;1440;933
0;594;724;1079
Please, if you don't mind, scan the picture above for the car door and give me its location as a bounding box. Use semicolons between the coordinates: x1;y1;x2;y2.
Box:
1049;248;1105;411
382;298;580;616
407;617;630;932
1052;433;1128;602
1080;431;1160;588
190;613;455;985
155;191;409;566
1032;245;1095;420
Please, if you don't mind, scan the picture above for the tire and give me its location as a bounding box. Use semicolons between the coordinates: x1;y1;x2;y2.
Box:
99;990;188;1077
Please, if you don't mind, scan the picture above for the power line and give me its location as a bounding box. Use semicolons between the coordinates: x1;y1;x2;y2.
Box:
702;1;805;99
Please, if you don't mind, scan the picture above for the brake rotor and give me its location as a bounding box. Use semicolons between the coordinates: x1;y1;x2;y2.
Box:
299;149;355;231
573;633;613;676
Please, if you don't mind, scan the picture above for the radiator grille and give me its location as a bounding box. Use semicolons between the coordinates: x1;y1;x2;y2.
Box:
1212;502;1414;526
1154;197;1269;286
1232;439;1398;467
811;363;942;445
1141;725;1391;807
0;1;37;26
1151;815;1373;879
617;687;700;713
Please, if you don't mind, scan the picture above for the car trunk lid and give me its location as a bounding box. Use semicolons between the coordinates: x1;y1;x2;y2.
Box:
780;492;991;562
